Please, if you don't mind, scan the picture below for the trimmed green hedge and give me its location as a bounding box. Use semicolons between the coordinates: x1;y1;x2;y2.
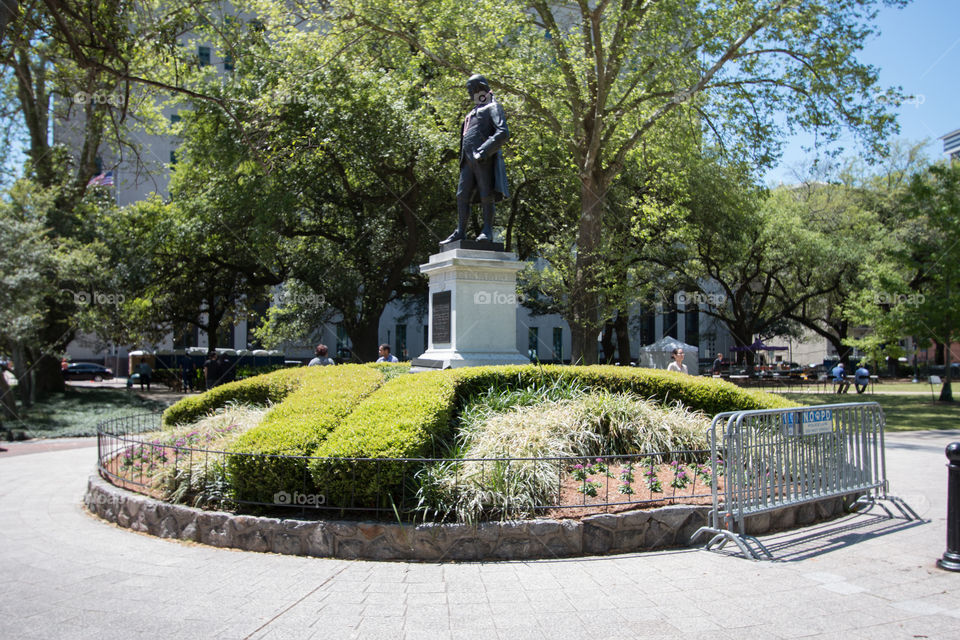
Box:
161;367;306;427
448;365;794;417
226;365;385;503
308;370;456;506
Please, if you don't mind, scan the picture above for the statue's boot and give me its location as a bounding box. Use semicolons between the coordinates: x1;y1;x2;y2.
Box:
442;204;470;244
476;197;495;242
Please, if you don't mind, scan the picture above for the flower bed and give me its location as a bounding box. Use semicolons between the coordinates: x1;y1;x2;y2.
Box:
107;364;793;522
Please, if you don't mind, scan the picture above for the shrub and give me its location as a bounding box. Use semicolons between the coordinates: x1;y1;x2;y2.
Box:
309;370;456;507
449;365;792;416
226;365;385;503
161;367;306;427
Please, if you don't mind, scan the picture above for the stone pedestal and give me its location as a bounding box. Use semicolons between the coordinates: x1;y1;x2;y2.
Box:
411;247;529;370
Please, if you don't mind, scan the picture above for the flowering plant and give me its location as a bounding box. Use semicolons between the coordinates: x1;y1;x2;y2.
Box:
669;461;691;489
644;465;662;493
617;463;635;495
572;463;588;481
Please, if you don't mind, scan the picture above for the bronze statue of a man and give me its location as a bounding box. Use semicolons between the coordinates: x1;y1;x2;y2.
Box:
442;74;510;244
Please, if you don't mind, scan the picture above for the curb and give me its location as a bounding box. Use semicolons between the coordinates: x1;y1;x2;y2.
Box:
85;474;853;561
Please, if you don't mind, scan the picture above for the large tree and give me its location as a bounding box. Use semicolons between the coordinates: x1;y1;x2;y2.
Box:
331;0;906;363
643;156;823;371
133;20;455;361
1;0;159;393
768;145;926;369
877;161;960;401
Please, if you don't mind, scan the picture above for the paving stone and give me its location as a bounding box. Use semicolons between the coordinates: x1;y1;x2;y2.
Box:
0;431;957;639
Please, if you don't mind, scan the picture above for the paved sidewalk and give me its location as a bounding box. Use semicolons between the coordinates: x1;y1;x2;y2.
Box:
1;430;958;639
0;436;97;458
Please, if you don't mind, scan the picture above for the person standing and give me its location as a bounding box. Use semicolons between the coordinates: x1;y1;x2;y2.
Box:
831;362;851;393
204;351;221;390
308;344;335;366
712;352;724;376
136;360;152;391
180;360;196;392
854;363;870;394
667;348;689;374
376;344;399;363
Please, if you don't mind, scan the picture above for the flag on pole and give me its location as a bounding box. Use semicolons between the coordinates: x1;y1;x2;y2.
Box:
87;171;115;187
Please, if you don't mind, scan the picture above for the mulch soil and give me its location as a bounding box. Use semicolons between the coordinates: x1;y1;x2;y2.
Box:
546;461;724;519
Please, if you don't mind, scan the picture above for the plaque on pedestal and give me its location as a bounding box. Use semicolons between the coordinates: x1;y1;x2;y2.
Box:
411;247;529;371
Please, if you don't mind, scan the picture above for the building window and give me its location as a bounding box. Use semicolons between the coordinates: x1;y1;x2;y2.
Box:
170;114;181;124
423;324;428;351
198;46;211;66
169;149;177;165
528;327;539;361
395;324;407;360
223;54;234;71
216;323;235;350
640;309;655;345
664;306;678;339
173;325;198;349
552;327;563;362
336;324;350;359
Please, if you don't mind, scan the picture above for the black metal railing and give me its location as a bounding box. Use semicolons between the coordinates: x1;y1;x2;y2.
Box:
97;413;722;522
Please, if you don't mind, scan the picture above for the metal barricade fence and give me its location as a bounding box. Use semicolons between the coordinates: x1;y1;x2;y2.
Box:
692;402;918;560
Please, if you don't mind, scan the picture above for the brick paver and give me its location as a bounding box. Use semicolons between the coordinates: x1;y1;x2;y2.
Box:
0;430;958;639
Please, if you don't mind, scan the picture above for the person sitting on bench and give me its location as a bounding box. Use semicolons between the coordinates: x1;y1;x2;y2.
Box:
831;362;850;394
854;363;870;394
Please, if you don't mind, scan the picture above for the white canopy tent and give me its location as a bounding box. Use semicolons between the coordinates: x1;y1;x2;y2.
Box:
638;336;699;374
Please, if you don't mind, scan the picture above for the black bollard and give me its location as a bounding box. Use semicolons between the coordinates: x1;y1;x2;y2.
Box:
937;442;960;572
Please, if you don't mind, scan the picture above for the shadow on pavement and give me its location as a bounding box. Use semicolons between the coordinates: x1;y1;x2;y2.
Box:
749;511;928;562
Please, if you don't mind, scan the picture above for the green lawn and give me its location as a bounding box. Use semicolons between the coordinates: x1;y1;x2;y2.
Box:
782;392;960;432
869;381;951;394
2;387;172;439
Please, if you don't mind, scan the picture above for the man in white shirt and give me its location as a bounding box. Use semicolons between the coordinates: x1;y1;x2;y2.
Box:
376;344;399;363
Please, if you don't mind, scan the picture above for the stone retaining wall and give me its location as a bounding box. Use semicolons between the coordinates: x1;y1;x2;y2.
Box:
85;474;855;561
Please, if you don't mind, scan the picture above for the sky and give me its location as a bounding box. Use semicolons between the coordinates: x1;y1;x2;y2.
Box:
765;0;960;184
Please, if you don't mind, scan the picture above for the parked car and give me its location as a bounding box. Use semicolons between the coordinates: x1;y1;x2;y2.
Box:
63;362;114;381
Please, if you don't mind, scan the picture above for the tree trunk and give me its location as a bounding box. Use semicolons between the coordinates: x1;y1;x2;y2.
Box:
12;343;35;407
346;319;380;363
730;330;755;374
825;336;850;369
940;329;954;403
569;170;607;365
600;320;615;364
0;367;17;421
32;353;64;396
614;311;631;365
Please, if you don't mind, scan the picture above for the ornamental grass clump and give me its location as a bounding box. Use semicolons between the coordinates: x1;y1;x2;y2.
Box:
415;391;711;522
116;403;268;508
